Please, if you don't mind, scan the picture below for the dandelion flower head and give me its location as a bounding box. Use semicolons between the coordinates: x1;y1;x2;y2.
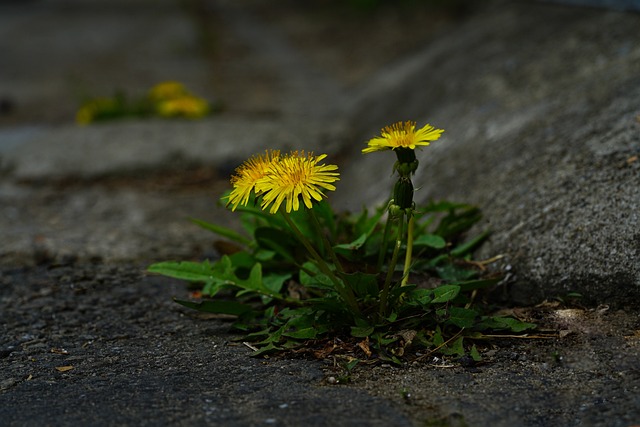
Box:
362;121;444;154
227;150;280;211
256;151;340;214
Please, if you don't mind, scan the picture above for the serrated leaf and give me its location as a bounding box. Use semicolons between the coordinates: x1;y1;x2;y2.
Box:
147;260;218;282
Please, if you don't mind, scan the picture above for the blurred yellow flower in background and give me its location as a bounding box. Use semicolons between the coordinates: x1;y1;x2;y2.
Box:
156;95;209;119
148;81;189;103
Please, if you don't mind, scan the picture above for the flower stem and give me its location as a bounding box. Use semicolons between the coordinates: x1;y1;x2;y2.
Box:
307;209;345;275
401;213;415;287
377;209;393;272
379;213;405;316
280;210;360;314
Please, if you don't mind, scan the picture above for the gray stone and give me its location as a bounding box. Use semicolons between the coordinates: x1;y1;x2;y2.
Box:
339;2;640;306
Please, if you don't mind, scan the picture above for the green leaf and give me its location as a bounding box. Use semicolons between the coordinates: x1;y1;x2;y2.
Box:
450;230;491;257
341;272;379;298
351;325;374;338
434;205;482;239
431;285;461;303
236;203;287;229
299;262;334;290
455;277;501;292
436;263;477;282
389;284;417;305
148;260;218;282
173;298;253;316
470;345;482;362
288;208;321;248
334;232;367;253
354;205;385;237
405;288;433;306
334;206;385;259
432;326;444;346
262;272;291;294
250;342;282;357
345;359;360;372
235;263;281;299
440;336;465;356
447;307;477;328
413;234;446;249
227;251;257;270
475;316;536;333
189;218;251;246
283;327;318;339
422;200;472;213
312;199;337;238
254;227;297;263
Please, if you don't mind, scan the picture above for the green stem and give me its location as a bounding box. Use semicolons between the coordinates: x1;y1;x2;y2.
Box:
401;213;415;287
377;210;393;272
379;213;405;316
280;209;360;314
307;209;345;275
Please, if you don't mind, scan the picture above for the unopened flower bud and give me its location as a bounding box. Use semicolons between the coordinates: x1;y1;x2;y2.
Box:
393;177;414;210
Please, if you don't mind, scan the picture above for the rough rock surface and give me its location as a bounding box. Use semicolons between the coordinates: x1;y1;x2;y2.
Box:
338;2;640;307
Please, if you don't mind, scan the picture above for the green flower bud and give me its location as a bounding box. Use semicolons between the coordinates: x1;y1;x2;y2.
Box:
393;177;414;210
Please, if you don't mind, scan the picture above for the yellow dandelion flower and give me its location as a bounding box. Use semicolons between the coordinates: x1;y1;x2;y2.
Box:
75;105;95;125
227;150;281;211
156;95;209;119
256;151;340;214
362;121;444;154
148;81;189;102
